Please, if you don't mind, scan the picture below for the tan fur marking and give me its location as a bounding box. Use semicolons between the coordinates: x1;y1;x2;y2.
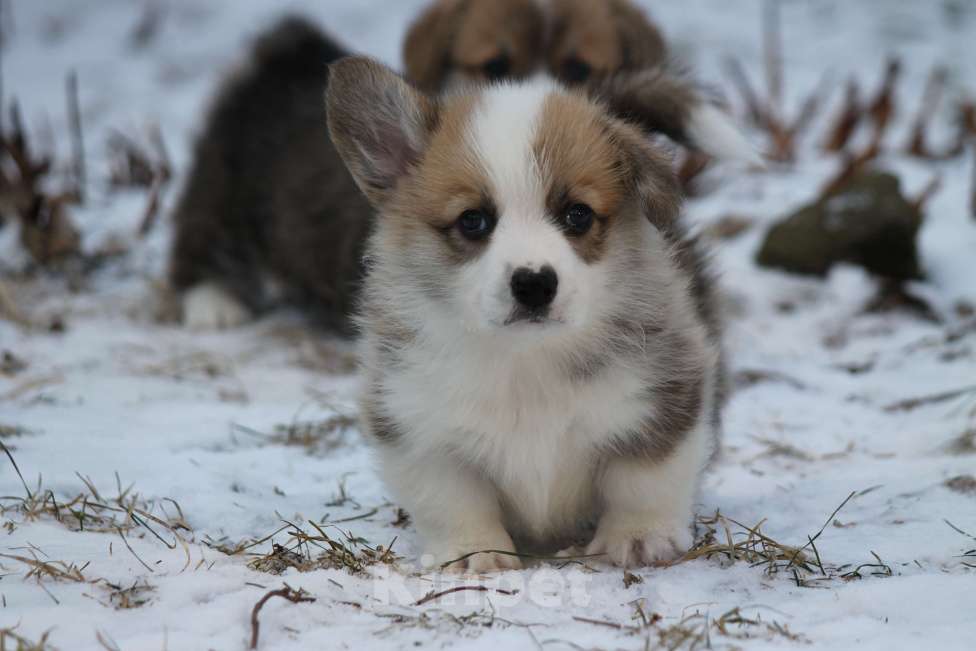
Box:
385;94;490;265
534;92;629;263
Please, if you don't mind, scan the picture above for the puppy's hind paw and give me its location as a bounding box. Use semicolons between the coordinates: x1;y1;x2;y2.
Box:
182;283;252;331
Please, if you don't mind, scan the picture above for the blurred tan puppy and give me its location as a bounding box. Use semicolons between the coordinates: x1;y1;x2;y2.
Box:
404;0;668;91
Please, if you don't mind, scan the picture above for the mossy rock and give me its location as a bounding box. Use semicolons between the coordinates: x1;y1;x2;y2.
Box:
756;171;923;280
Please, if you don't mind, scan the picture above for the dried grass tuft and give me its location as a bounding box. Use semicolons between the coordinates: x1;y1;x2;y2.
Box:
675;491;860;588
209;520;398;576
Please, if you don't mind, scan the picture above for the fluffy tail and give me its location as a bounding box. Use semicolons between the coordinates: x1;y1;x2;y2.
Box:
589;68;762;165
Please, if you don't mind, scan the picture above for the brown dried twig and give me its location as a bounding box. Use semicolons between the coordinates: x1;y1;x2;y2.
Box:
249;584;315;650
414;585;518;606
820;139;881;196
66;70;85;202
106;125;172;237
762;0;783;117
0;101;80;263
723;57;768;129
866;57;901;146
906;67;948;158
822;78;863;152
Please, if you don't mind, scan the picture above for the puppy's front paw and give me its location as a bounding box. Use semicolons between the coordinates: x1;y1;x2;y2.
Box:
182;283;252;330
427;529;522;574
586;513;693;567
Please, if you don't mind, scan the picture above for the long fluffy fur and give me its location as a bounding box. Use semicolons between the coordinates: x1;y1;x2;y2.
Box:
327;57;725;570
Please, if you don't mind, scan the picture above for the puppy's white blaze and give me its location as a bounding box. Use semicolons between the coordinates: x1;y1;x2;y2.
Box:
467;81;553;213
687;103;764;166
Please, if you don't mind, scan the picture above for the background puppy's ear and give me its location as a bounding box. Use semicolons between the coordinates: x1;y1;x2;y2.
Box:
590;69;762;165
403;0;462;92
606;0;668;70
326;57;438;206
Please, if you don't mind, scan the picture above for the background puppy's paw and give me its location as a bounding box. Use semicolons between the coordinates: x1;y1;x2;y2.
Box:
182;283;252;330
586;515;693;567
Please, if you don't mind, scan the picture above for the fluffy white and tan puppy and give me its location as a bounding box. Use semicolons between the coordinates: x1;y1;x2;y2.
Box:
327;57;725;571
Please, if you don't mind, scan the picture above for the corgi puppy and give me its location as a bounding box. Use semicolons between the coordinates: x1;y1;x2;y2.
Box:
326;57;725;569
404;0;667;91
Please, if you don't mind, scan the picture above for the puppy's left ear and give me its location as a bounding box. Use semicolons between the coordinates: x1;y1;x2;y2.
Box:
326;57;438;206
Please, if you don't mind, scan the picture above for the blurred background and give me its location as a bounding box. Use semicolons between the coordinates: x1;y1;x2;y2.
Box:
1;2;974;649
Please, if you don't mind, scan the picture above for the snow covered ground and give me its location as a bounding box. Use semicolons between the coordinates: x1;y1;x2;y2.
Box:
1;1;975;649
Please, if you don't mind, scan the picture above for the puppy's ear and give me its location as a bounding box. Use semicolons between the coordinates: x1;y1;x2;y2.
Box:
606;0;668;70
403;0;462;92
590;68;762;165
326;57;438;206
615;125;682;232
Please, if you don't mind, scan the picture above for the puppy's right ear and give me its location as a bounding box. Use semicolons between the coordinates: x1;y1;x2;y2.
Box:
403;0;462;92
326;57;438;206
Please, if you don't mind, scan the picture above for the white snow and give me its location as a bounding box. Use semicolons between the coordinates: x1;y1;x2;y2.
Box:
1;1;975;650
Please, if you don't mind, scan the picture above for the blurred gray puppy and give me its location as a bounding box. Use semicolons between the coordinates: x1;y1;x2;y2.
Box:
168;18;369;332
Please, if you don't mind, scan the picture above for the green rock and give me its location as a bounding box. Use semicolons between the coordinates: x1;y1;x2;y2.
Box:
756;171;924;280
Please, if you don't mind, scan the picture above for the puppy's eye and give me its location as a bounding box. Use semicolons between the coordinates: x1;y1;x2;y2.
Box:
482;55;510;81
564;203;595;235
457;209;495;240
561;57;591;84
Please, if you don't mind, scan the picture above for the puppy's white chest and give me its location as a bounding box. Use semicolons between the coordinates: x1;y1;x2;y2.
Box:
384;342;649;538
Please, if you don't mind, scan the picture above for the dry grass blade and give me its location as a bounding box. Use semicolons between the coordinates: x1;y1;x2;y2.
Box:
573;605;804;649
0;626;56;651
439;548;604;569
249;584;315;650
884;384;976;412
0;439;32;499
0;551;87;584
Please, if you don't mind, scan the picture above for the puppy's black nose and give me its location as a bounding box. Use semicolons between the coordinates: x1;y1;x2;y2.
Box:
510;265;558;310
